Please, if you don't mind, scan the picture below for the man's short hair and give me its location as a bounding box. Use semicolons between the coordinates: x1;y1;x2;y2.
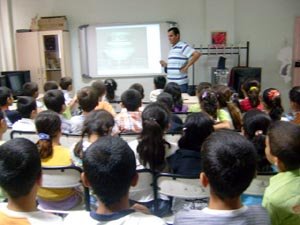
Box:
121;89;142;111
168;27;180;35
43;81;59;92
44;89;65;113
17;96;37;118
77;87;98;112
91;80;106;99
83;136;136;206
289;86;300;105
201;130;257;200
0;138;41;198
0;87;12;106
154;76;166;89
22;82;38;97
268;121;300;171
59;77;72;90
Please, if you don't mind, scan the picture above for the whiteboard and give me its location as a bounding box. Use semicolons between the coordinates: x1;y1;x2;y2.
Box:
79;22;176;78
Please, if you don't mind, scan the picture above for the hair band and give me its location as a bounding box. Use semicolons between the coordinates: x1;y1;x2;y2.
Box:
249;86;258;91
38;133;50;140
268;89;280;100
255;130;263;136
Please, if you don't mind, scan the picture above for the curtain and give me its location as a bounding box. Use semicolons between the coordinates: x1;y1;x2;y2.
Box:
0;0;15;72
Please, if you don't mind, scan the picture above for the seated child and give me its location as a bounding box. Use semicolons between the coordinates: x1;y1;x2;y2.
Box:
43;81;59;92
64;136;165;225
70;86;98;134
0;87;21;126
104;78;120;102
150;76;166;102
12;96;37;132
130;83;145;100
240;79;264;112
288;86;300;124
0;110;7;144
263;121;300;225
168;112;214;176
157;92;183;132
22;81;43;109
164;82;188;112
72;110;114;167
59;77;73;105
43;89;72;133
174;130;270;225
188;82;212;112
262;88;284;121
91;80;116;116
0;138;63;224
35;110;81;210
115;89;142;133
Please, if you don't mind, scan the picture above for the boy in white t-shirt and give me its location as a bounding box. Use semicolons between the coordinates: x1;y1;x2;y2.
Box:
64;136;165;225
174;131;270;225
0;138;62;224
149;76;166;102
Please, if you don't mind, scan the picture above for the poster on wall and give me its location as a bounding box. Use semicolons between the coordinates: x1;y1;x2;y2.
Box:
211;31;227;45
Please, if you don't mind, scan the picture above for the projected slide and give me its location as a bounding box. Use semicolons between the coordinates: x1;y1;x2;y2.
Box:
96;24;161;75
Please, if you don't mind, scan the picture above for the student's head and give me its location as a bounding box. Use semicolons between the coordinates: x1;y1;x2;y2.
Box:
262;88;284;121
199;89;218;120
104;79;117;102
0;87;13;107
59;77;73;91
201;130;257;200
164;82;183;111
43;81;59;92
289;86;300;111
0;138;41;199
137;103;170;171
22;82;39;98
196;82;212;96
43;89;65;113
178;112;214;151
129;83;144;99
242;79;261;108
168;27;180;45
82;136;137;207
74;110;115;159
91;80;106;100
156;92;174;111
77;86;98;113
154;76;166;90
243;109;272;171
121;89;142;111
17;96;37;119
35;110;61;159
266;121;300;171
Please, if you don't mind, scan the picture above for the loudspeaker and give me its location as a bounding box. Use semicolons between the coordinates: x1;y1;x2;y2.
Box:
229;67;262;98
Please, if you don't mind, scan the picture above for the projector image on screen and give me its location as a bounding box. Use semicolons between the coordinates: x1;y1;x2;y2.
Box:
80;22;171;77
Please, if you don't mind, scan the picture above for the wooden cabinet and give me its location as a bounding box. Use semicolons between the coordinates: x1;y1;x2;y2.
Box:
15;30;72;92
293;17;300;86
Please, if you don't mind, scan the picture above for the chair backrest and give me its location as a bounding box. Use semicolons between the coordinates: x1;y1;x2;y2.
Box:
119;132;140;142
10;130;39;143
156;173;209;199
165;132;182;144
41;166;90;211
129;169;154;201
244;173;275;196
60;133;82;148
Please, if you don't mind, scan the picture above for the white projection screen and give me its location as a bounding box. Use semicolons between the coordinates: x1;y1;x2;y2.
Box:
79;22;175;78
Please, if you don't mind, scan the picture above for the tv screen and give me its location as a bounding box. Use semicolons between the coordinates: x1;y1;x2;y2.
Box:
0;71;31;98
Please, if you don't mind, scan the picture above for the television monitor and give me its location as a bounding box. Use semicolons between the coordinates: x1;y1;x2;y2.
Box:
229;67;262;98
0;70;31;98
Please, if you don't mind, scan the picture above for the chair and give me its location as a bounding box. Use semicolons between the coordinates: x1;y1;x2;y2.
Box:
129;169;155;202
60;133;82;148
119;132;140;142
165;131;182;144
10;130;39;142
39;166;90;213
244;172;275;196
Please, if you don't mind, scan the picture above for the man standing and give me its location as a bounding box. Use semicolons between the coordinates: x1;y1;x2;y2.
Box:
160;27;201;93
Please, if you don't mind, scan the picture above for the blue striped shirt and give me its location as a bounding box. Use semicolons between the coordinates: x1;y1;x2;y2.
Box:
167;41;195;85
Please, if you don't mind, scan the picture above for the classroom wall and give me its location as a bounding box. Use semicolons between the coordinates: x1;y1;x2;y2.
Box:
10;0;300;109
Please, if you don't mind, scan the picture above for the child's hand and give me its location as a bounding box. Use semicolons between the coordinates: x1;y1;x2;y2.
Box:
131;203;151;214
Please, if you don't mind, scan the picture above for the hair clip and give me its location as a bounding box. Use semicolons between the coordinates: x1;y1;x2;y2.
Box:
148;117;157;122
255;130;263;136
38;133;50;140
201;91;208;99
249;86;258;91
268;89;280;100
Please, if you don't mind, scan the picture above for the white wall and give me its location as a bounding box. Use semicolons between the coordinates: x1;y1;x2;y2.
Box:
10;0;300;109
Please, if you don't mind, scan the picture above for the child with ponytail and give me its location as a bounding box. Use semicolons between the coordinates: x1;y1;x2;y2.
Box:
35;110;81;210
240;79;264;112
262;88;285;121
